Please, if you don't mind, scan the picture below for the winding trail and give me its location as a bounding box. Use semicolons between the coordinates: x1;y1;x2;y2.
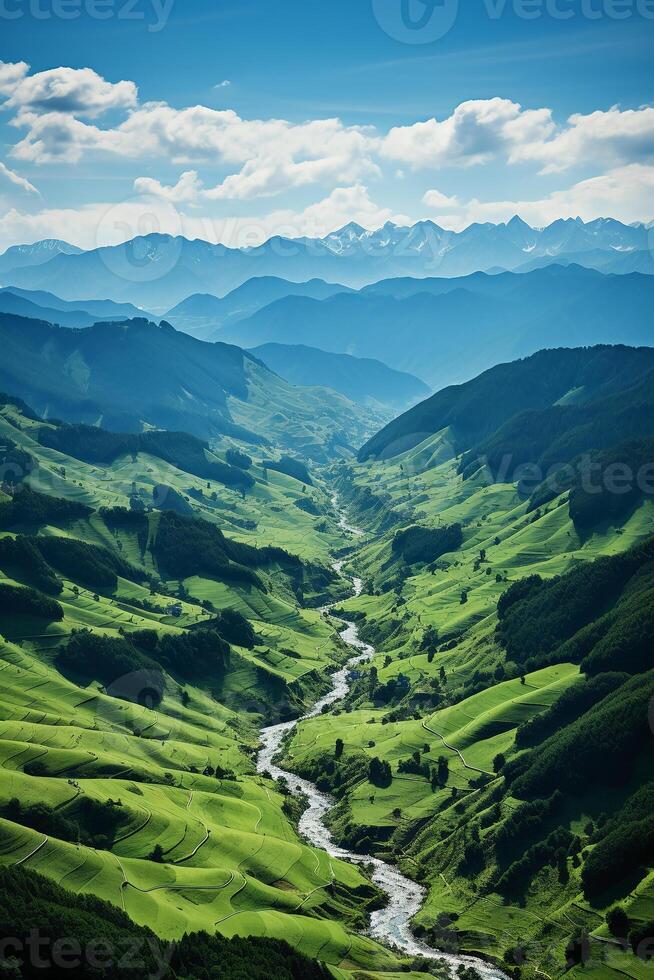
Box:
257;498;506;979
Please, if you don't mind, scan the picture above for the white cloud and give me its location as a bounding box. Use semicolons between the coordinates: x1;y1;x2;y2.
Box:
214;80;231;89
133;170;203;203
0;61;137;117
422;189;461;210
423;164;654;230
382;98;555;169
0;160;38;196
514;105;654;174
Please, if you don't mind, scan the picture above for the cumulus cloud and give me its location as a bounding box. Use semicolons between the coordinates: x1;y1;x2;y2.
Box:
0;61;137;117
422;189;461;210
381;98;555;169
133;170;204;203
513;105;654;174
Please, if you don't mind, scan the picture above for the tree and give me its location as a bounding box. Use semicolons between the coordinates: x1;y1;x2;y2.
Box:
149;844;164;863
437;756;449;787
368;757;392;788
439;666;447;685
606;906;630;937
493;752;506;773
335;738;344;760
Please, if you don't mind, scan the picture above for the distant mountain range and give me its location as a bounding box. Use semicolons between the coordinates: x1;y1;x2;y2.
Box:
0;239;81;275
0;313;377;459
251;343;429;413
0;287;149;328
220;265;654;390
165;277;351;340
0;217;650;309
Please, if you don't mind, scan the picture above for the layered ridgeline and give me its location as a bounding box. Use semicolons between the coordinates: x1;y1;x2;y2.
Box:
1;217;651;308
0;312;381;460
0;285;149;329
0;395;434;979
221;266;654;390
277;344;654;980
164;276;352;340
252;343;430;413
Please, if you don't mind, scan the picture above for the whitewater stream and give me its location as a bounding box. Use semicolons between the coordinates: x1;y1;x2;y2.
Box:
257;501;505;979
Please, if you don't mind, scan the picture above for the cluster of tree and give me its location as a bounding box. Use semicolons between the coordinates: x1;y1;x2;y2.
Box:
263;455;312;485
496;537;654;670
0;797;125;850
494;790;563;865
38;424;254;492
392;522;463;565
514;672;627;748
57;631;155;691
151;512;263;587
0;438;35;487
368;757;392;788
33;535;146;592
58;626;231;690
129;628;230;680
371;672;410;706
0;486;91;529
578;584;654;677
567;438;654;531
151;511;312;598
0;391;41;421
582;783;654;898
225;447;252;470
196;608;255;649
294;496;321;516
397;751;430;779
497;826;574;894
506;670;654;800
0;582;63;621
0;865;330;979
0;535;62;594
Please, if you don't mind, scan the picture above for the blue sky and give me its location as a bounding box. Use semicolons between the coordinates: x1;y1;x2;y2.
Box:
0;0;652;250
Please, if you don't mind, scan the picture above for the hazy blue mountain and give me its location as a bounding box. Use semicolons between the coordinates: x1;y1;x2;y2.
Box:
0;239;81;276
359;345;654;461
0;313;374;458
251;342;430;412
0;287;148;328
515;248;654;276
165;276;351;339
220;265;654;389
3;218;649;309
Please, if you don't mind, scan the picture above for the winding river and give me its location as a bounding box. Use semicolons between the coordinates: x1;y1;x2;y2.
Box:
257;501;505;979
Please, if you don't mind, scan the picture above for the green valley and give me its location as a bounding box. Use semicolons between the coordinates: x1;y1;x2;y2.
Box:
0;339;653;980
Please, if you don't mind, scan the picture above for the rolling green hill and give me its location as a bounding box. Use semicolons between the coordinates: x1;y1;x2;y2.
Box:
0;313;379;460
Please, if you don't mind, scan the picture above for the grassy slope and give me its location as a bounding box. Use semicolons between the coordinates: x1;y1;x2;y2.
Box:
279;430;654;979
